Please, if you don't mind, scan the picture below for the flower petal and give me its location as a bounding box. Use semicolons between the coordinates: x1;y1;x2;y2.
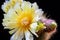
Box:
30;22;38;37
35;9;44;16
21;1;31;10
25;31;34;40
30;30;38;37
9;28;17;34
10;29;24;40
33;9;44;22
2;19;18;29
7;8;18;18
30;22;38;31
1;1;10;13
32;2;38;10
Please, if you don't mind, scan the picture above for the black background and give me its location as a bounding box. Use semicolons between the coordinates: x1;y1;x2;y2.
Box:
0;0;60;40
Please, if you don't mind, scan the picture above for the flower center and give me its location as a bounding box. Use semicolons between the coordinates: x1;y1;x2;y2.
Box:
20;17;30;26
16;9;34;32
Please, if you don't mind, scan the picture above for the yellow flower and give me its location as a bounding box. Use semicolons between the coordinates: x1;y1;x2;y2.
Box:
2;0;45;40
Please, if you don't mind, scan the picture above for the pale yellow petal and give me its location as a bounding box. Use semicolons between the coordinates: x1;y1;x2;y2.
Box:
32;2;38;10
30;29;38;37
25;31;33;40
10;29;24;40
9;28;17;34
21;1;31;10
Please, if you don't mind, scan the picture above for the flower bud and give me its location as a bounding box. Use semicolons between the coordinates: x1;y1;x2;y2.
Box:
41;19;57;32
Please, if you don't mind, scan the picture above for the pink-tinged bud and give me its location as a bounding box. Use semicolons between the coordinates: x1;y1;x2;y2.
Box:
41;19;57;32
44;19;54;26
